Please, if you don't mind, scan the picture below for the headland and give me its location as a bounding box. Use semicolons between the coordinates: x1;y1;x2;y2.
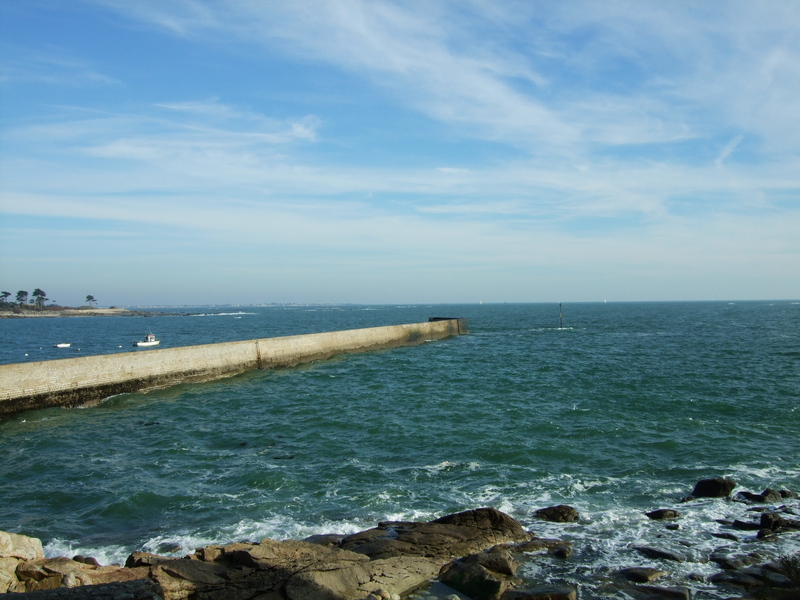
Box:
0;306;154;318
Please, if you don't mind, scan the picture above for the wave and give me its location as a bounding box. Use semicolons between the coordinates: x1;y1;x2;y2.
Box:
189;311;256;317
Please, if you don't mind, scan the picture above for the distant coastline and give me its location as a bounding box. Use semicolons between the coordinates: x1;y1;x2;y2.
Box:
0;306;158;319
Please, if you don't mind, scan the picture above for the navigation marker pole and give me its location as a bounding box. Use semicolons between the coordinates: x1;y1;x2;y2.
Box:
559;303;563;329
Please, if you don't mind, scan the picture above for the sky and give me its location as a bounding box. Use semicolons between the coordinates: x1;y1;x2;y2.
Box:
1;0;799;306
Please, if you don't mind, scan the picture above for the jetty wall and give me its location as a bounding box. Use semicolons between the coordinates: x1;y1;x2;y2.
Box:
0;318;467;419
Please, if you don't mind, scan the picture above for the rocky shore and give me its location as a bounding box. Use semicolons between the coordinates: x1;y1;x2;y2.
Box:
0;307;154;318
1;479;799;600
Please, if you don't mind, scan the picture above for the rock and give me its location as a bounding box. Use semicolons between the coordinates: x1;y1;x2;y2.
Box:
87;509;532;600
760;512;800;531
711;532;740;541
622;585;691;600
86;566;151;586
709;570;764;590
1;578;164;599
13;556;151;594
286;554;439;600
759;488;785;502
533;505;579;523
511;538;573;559
736;488;784;504
303;533;346;547
432;507;531;539
500;584;577;600
731;519;761;530
634;546;686;563
0;531;45;562
690;478;736;498
710;552;762;570
1;557;20;593
341;508;531;561
646;509;680;520
739;565;795;588
439;549;521;600
756;528;777;539
616;567;668;583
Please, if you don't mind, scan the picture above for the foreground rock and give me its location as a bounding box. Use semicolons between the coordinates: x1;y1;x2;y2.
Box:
3;481;799;599
439;547;521;599
2;508;534;599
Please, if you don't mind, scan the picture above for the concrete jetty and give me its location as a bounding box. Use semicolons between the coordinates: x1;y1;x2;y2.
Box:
0;318;467;419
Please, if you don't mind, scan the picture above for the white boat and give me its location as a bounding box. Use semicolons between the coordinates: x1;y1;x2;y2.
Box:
133;333;160;347
54;343;71;348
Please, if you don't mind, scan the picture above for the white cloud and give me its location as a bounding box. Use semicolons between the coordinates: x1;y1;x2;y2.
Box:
84;0;800;159
2;0;800;302
715;134;744;166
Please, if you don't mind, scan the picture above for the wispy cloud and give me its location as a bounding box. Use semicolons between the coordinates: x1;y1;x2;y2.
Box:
715;134;744;166
0;45;122;87
85;0;800;158
2;0;799;302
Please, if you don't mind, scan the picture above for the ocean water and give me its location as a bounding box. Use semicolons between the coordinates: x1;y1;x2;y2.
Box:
1;301;799;599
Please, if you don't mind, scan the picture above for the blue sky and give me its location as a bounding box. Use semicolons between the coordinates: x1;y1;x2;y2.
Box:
1;1;799;306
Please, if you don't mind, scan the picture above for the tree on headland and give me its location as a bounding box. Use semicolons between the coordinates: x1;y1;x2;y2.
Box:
0;291;10;304
32;289;48;309
86;295;97;307
16;290;28;306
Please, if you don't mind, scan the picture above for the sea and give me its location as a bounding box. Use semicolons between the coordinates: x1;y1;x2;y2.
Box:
1;301;799;599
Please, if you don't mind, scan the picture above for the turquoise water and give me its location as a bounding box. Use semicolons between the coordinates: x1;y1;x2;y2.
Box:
1;302;799;598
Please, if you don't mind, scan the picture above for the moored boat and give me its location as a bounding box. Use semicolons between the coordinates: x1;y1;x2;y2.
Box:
53;343;71;348
133;333;160;347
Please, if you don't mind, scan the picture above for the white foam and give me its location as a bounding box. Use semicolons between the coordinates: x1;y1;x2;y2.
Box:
189;311;256;317
43;538;129;566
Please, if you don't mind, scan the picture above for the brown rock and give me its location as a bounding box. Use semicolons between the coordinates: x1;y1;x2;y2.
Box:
501;584;577;600
157;558;228;585
16;559;51;583
303;533;346;548
0;532;45;562
711;532;739;541
533;505;579;523
1;556;21;592
4;579;164;599
690;478;736;498
736;489;784;504
2;579;163;599
0;509;533;600
87;565;151;586
710;552;762;570
760;511;800;531
341;508;531;561
623;585;691;600
432;507;530;538
511;539;573;559
286;555;439;600
731;519;761;530
616;567;668;583
634;546;686;563
439;550;520;600
709;570;764;590
645;509;680;520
